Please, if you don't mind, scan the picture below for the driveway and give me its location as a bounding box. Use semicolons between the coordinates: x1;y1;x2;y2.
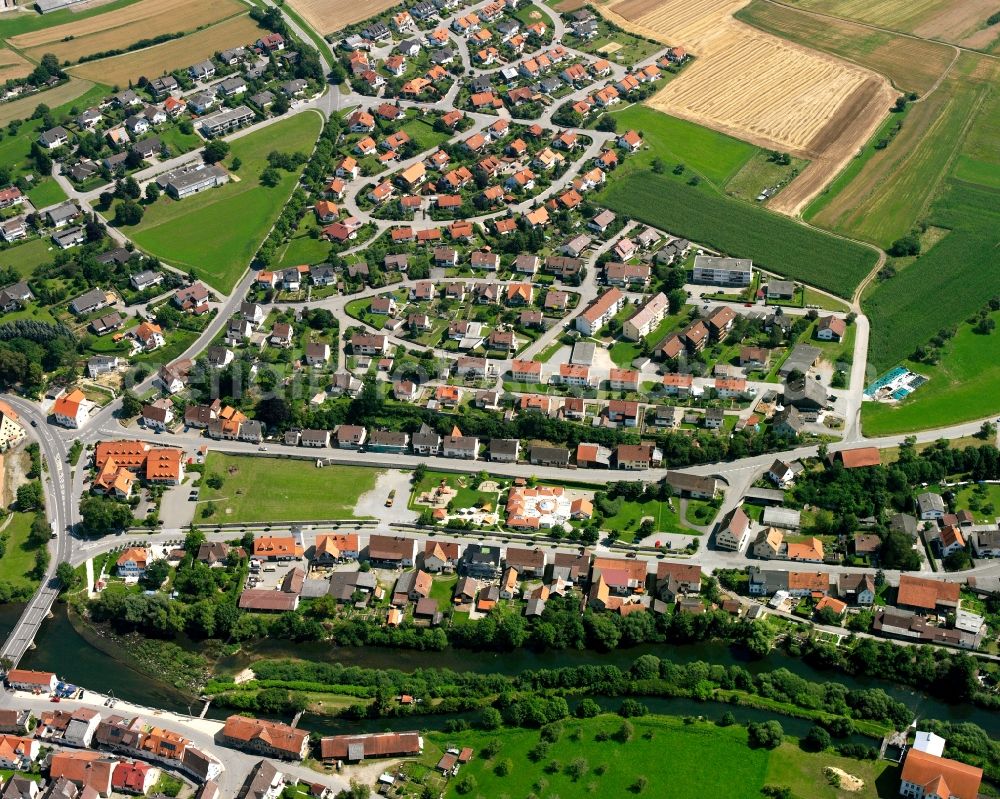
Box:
353;468;418;523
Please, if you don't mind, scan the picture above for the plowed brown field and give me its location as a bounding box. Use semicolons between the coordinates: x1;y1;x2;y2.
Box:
600;0;896;214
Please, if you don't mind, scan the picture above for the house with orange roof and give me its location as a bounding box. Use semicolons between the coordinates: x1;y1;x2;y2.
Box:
49;751;117;796
594;85;619;106
336;156;359;179
253;535;298;562
524;206;549;227
52;388;88;428
814;595;847;618
500;282;531;307
618;129;643;152
313;533;359;564
116;547;149;579
314;200;338;223
900;745;982;799
434;385;461;408
131;321;164;351
403;77;432;96
220;715;309;760
0;734;40;770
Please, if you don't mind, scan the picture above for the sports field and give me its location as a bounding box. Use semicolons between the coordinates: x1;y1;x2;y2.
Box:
284;0;398;35
735;0;956;95
789;0;1000;50
10;0;244;65
69;14;260;86
433;714;890;799
198;453;381;522
130;112;322;293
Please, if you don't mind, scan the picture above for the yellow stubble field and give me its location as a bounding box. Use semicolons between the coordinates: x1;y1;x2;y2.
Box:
283;0;400;36
600;0;897;215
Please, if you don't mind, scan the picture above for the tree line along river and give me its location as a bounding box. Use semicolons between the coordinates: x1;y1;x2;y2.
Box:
6;604;999;739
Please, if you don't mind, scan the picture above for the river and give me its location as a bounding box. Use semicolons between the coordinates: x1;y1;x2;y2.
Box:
9;604;1000;738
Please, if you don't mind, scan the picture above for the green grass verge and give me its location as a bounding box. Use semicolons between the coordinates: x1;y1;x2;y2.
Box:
0;512;42;592
130;112;323;293
197;453;381;523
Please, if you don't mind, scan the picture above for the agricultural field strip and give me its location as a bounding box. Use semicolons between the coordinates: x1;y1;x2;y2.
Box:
68;14;261;86
283;0;399;36
785;0;1000;47
11;0;246;65
733;0;956;95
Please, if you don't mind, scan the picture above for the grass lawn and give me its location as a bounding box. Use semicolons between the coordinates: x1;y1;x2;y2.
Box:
602;497;688;539
765;741;894;799
398;117;450;153
0;237;57;278
607;104;756;187
804;288;850;312
685;498;720;526
0;512;42;592
609;338;641;368
726;150;808;203
197;453;381;522
133;329;199;365
942;483;1000;522
130;112;323;293
273;214;331;268
573;28;661;65
25;179;67;208
156;126;203;156
435;714;773;799
428;573;457;605
861;308;1000;436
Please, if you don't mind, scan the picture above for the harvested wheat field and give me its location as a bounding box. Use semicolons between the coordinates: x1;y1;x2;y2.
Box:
69;14;260;86
10;0;244;64
0;78;94;127
735;0;956;95
284;0;398;35
0;47;32;82
600;0;896;214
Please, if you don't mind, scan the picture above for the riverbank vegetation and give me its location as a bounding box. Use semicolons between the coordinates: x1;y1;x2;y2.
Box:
203;654;1000;785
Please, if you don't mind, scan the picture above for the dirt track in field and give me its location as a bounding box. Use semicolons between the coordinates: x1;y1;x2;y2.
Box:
599;0;897;214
